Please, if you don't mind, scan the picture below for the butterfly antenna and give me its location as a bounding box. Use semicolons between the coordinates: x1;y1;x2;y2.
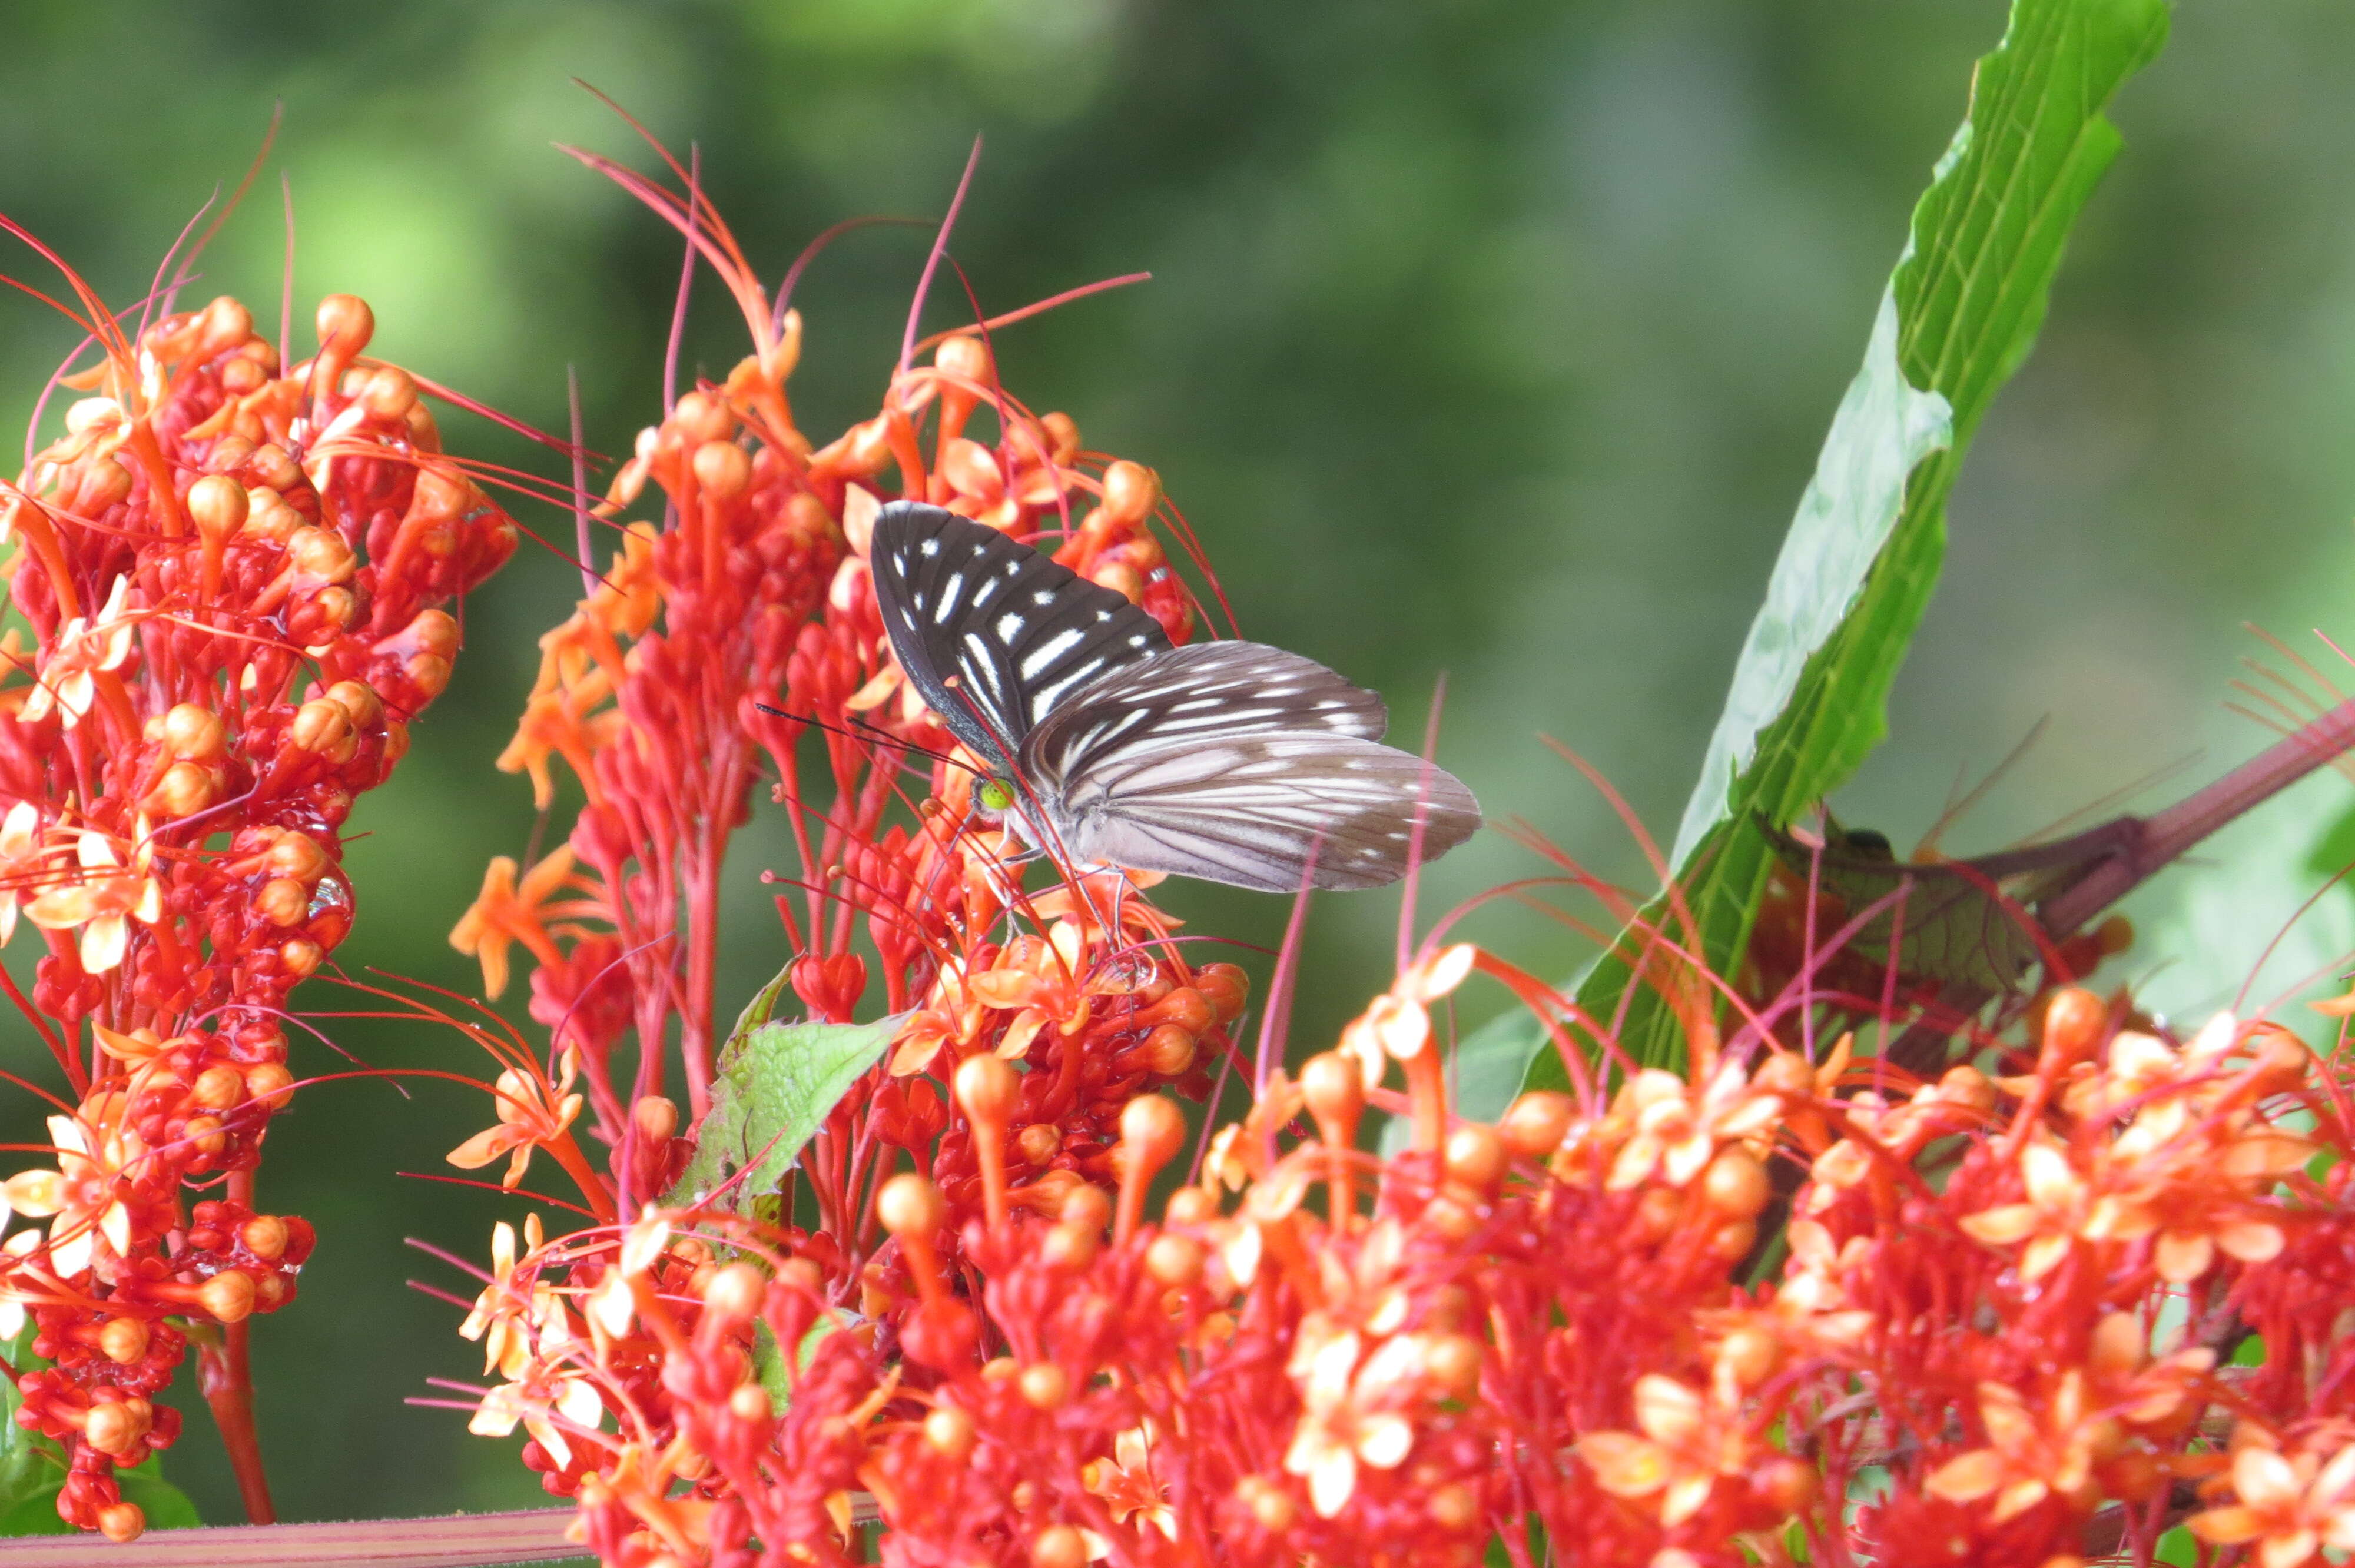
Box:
899;137;983;383
751;700;986;780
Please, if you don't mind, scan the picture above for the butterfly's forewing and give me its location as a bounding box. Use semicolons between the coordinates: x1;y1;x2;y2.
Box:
868;503;1172;768
1022;642;1480;892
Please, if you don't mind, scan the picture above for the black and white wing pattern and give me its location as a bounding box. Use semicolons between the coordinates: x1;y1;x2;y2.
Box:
868;503;1171;769
1021;642;1481;892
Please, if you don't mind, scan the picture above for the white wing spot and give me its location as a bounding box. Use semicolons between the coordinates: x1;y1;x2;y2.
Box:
1021;627;1083;678
995;612;1027;640
919;538;940;557
931;573;966;623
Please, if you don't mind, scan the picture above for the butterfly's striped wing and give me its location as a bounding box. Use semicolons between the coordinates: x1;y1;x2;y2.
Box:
1021;642;1480;892
868;503;1172;769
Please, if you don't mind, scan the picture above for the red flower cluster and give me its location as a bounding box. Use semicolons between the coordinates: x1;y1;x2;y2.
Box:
423;175;2355;1568
0;234;515;1536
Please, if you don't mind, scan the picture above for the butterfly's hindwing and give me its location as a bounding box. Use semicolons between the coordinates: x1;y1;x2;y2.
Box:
868;503;1172;768
1049;732;1482;893
1021;643;1479;892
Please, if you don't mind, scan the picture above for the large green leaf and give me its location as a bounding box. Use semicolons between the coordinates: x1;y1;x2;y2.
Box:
664;994;907;1211
1484;0;2171;1101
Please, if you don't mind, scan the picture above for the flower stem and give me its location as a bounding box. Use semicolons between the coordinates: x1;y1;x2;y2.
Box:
195;1170;273;1525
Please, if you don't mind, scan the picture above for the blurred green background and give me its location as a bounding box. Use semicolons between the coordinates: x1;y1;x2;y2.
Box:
2;0;2353;1525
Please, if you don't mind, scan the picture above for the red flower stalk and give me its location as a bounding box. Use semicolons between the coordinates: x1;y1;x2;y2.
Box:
0;220;516;1534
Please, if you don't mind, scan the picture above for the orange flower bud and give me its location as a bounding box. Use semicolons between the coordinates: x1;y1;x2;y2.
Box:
1014;1122;1062;1165
1062;1184;1113;1234
1716;1325;1781;1390
674;390;735;444
1428;1484;1479;1532
1703;1148;1770;1220
633;1095;679;1142
95;1502;144;1544
1030;1525;1086;1568
877;1173;946;1239
287;526;356;586
1118;1095;1186;1178
1497;1091;1572;1159
955;1052;1019;1128
1444;1125;1505;1193
1137;986;1212;1035
71;457;135;514
162;702;228;762
692;440;752;499
190;1064;244;1110
923;1406;976;1461
1425;1333;1483;1401
248;445;300;490
200;1270;256;1323
1017;1361;1069;1410
315;294;374;357
1301;1051;1363;1146
83;1399;148;1456
406;653;453;701
1098;460;1160;526
290;698;351;755
1193;962;1249;1022
1040;411;1080;464
266;830;329;882
703;1262;766;1321
1145;1233;1203;1287
240;487;302;543
244;1062;294;1107
256;878;309;927
360;366;417;421
1163;1186;1218;1225
184;1116;226;1159
403;606;461;658
197;294;254;358
324;680;382;730
98;1317;148;1366
203;436;256;476
147;760;215;819
2040;987;2107;1072
1141;1023;1197;1076
1040;1221;1099;1272
240;1215;289;1261
727;1383;771;1424
279;938;323;976
186;475;248;541
407;466;470;524
934;334;993;384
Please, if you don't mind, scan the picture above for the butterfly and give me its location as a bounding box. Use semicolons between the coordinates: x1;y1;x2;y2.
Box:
867;501;1481;893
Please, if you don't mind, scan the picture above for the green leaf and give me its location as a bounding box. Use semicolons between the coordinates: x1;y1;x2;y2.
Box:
113;1458;201;1532
664;1011;908;1211
751;1308;863;1413
1488;0;2170;1095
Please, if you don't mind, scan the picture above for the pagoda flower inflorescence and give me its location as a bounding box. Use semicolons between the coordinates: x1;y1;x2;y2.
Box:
0;229;516;1537
406;171;2355;1566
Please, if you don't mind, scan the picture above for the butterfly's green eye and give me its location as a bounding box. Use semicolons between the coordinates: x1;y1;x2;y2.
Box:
978;779;1014;813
